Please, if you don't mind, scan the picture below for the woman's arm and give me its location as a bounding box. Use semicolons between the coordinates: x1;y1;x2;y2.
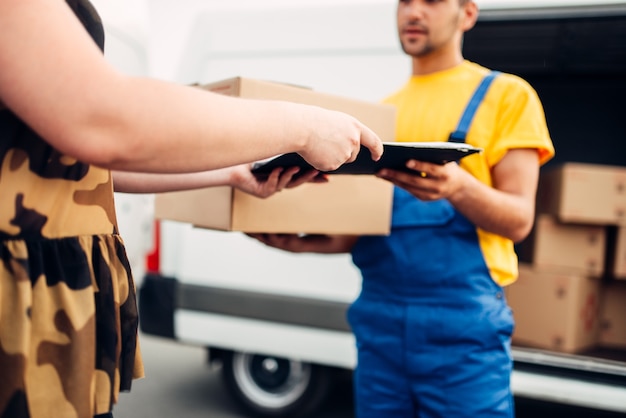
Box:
0;0;383;175
113;165;327;196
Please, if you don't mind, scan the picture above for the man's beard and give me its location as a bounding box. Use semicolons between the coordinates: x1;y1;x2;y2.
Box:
401;41;434;58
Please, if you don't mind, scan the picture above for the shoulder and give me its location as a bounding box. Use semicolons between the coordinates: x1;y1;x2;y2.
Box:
495;73;538;97
469;67;544;111
464;61;536;93
488;70;540;103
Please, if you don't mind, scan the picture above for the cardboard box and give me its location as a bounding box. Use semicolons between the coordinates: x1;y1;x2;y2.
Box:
155;77;397;234
155;175;393;234
200;77;397;142
598;281;626;349
536;163;626;225
507;264;602;353
516;214;606;277
606;226;626;279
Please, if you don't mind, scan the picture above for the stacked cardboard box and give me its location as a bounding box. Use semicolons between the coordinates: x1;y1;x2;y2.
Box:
509;162;626;354
154;77;396;235
507;264;602;353
536;162;626;225
599;281;626;350
599;226;626;350
516;214;606;278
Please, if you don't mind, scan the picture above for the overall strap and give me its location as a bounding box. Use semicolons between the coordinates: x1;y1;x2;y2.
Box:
448;71;501;143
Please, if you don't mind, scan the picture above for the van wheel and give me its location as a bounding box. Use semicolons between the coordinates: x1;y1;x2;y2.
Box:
221;351;332;418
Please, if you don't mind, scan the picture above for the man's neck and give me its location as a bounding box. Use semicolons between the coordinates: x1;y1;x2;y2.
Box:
411;49;465;76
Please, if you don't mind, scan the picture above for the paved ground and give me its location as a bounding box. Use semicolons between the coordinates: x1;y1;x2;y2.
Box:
112;333;624;418
112;333;353;418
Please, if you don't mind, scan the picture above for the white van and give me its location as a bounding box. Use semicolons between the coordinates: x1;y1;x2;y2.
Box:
102;0;626;416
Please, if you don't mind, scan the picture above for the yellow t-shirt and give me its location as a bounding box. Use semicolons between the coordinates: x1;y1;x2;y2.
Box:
383;60;555;286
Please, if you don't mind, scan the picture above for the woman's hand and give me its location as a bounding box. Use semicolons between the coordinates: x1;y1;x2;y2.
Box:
296;107;384;172
230;164;328;199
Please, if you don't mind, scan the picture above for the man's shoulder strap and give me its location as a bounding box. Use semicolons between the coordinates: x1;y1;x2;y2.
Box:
448;71;501;143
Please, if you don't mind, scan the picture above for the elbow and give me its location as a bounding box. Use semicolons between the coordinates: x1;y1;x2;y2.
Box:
63;137;133;169
509;216;535;244
505;200;537;243
510;226;531;244
85;142;138;169
43;78;142;169
52;122;140;170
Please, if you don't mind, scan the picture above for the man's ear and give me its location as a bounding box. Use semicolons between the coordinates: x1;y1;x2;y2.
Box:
460;1;479;32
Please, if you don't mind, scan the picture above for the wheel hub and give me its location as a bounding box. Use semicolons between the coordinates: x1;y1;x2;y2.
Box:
232;352;312;409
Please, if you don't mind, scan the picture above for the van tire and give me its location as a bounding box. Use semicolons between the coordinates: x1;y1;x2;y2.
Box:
221;351;332;417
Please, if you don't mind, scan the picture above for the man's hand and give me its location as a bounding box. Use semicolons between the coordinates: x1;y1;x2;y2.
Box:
247;233;358;254
378;149;541;243
247;233;309;252
377;160;468;201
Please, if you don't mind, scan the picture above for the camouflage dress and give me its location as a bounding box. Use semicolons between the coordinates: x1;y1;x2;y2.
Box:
0;1;144;417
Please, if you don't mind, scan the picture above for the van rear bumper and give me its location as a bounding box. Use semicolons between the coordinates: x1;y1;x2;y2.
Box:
138;273;626;413
139;272;352;337
138;273;177;339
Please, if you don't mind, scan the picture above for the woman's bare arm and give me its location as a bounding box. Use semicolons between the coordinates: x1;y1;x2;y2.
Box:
112;165;325;197
0;0;383;174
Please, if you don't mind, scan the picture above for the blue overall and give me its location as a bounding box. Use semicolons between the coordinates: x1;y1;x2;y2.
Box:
348;72;515;418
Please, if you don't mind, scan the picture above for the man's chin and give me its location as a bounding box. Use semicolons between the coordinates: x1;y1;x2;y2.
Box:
401;45;427;57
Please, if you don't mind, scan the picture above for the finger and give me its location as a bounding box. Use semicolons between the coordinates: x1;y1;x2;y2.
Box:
276;167;301;189
264;167;284;186
258;233;275;245
245;233;267;244
378;168;426;185
359;125;384;161
309;172;329;184
405;159;437;174
377;168;404;180
345;145;360;164
285;170;320;188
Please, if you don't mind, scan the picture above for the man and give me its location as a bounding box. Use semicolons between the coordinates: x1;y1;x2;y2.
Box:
250;0;555;417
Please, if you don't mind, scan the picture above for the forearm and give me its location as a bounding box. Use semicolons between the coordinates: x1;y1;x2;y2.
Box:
78;78;311;173
112;168;235;194
447;173;535;243
1;1;380;176
382;149;540;243
0;3;304;173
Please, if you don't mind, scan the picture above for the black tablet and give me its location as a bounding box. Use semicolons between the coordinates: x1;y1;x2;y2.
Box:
251;142;481;179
